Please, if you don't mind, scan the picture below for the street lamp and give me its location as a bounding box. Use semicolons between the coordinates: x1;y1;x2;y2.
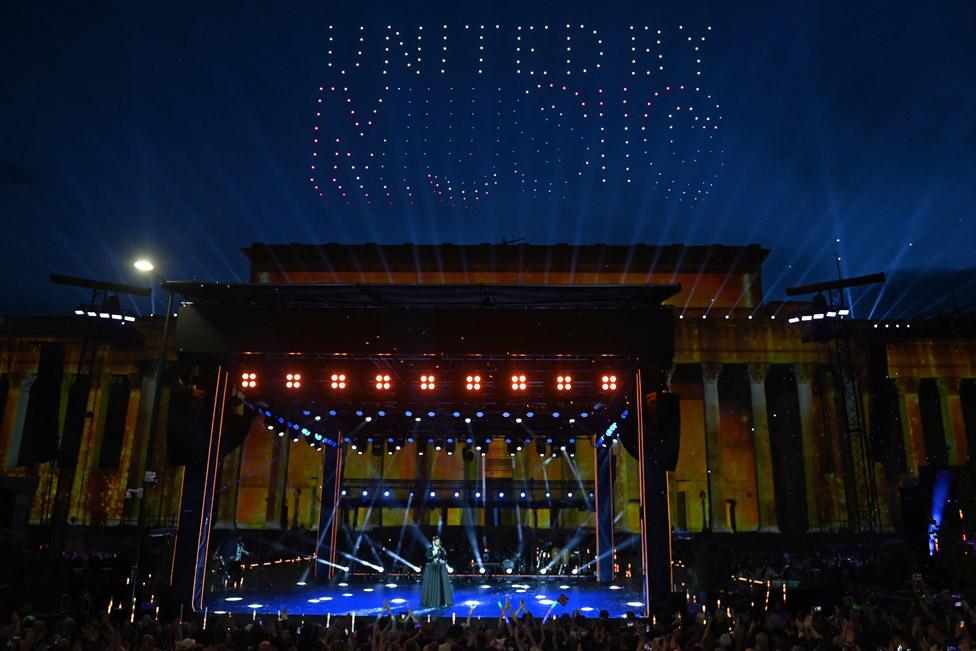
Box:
131;259;176;600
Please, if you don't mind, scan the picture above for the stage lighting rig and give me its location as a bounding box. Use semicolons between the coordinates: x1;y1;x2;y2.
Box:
285;372;302;389
420;374;436;391
330;372;347;390
464;374;482;392
510;374;527;391
536;440;547;457
786;292;852;327
56;276;145;324
600;374;618;391
240;372;258;389
786;270;884;533
374;373;392;391
73;294;138;322
556;374;573;391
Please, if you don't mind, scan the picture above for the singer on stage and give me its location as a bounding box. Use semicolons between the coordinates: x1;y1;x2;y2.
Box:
420;536;453;608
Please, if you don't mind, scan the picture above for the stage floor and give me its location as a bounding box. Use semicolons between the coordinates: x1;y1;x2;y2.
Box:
208;577;646;618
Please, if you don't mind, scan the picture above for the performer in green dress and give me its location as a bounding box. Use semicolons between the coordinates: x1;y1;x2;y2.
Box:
420;536;453;608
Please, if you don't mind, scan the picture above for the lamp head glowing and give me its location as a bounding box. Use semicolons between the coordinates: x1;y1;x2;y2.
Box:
133;259;155;272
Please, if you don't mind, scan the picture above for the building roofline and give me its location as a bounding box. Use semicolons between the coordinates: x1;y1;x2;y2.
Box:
241;242;770;277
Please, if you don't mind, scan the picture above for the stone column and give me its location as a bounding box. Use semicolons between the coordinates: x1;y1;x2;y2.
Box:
701;363;724;531
941;379;969;465
894;377;924;475
747;364;779;532
794;364;820;531
265;435;290;528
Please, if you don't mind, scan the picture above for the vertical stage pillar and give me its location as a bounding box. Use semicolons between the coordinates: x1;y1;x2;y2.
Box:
315;441;343;580
594;443;614;582
172;365;226;612
636;368;673;617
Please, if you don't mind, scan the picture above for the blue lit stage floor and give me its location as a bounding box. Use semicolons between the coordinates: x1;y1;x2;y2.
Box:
208;577;646;619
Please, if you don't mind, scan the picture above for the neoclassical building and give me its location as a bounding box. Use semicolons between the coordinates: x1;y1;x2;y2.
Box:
1;243;974;542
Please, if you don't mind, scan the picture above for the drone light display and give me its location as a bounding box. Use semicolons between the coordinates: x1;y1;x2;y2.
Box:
309;23;723;210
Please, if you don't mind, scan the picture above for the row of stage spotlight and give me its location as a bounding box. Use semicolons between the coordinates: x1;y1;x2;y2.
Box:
347;436;581;458
244;400;623;454
338;488;593;501
239;371;619;394
74;305;137;322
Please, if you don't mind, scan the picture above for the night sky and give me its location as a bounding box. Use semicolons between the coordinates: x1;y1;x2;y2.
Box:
2;1;974;318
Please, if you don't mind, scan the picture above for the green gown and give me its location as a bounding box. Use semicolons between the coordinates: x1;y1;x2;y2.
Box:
420;545;453;608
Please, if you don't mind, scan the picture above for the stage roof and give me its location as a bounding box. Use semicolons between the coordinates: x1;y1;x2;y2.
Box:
170;283;679;358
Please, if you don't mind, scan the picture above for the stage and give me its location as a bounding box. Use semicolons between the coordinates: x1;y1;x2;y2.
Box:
207;577;646;619
168;281;680;617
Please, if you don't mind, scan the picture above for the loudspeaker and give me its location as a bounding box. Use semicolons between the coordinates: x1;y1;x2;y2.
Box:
646;391;681;470
167;387;210;466
220;405;253;456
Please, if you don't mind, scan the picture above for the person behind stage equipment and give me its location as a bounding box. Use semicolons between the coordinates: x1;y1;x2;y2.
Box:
217;531;250;588
420;535;453;608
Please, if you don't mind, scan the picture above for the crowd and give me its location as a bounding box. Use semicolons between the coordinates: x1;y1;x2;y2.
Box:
3;576;976;651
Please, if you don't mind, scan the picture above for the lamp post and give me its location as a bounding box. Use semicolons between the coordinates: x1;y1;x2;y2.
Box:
131;259;175;601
